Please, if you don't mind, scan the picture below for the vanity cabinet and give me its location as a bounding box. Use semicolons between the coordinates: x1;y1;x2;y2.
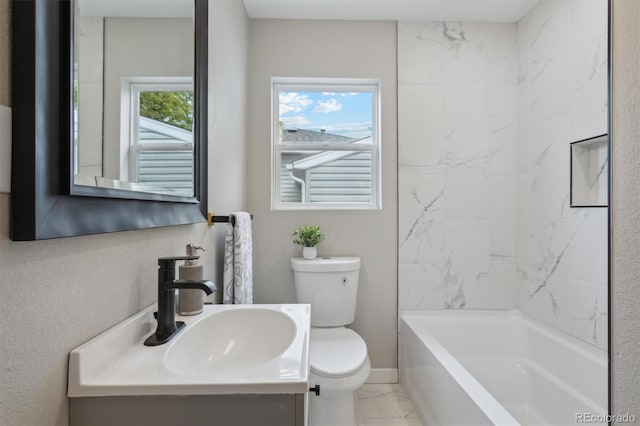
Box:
70;394;306;426
67;304;312;426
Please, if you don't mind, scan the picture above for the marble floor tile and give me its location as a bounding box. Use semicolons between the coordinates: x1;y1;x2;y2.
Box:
355;384;423;426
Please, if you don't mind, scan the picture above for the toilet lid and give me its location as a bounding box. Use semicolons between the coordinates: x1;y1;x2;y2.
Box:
310;328;368;378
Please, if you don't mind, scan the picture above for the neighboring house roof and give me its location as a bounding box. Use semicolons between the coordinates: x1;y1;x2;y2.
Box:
139;116;193;143
282;128;355;144
279;129;373;204
287;135;372;171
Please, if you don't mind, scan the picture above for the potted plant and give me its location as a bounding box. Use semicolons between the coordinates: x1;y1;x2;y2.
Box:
293;225;325;260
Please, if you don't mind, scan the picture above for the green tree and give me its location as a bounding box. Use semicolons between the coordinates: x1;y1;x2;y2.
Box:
139;91;193;131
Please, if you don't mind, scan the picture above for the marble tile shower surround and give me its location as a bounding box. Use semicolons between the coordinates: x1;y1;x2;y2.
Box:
398;20;520;312
516;0;608;349
398;0;608;350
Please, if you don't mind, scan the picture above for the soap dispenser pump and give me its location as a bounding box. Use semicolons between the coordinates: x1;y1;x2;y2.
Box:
178;244;206;315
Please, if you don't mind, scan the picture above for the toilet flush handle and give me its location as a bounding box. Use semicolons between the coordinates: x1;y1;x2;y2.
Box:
309;383;321;396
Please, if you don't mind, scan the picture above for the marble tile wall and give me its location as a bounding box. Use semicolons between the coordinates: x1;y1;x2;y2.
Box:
517;0;608;350
398;21;519;311
398;0;608;351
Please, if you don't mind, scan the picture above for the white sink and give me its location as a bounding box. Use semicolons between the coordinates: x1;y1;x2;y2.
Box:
68;304;310;397
165;308;297;375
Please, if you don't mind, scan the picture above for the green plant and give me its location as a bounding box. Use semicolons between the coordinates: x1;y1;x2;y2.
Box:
139;90;194;131
292;225;325;247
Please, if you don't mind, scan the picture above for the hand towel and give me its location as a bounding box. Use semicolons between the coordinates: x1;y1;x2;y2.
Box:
222;212;253;304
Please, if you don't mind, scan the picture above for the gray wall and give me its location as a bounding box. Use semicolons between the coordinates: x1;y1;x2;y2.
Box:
247;19;398;369
611;0;640;421
75;16;104;178
0;1;249;425
209;0;250;218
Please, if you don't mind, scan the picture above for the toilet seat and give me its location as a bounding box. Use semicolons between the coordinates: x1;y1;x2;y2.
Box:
310;327;368;378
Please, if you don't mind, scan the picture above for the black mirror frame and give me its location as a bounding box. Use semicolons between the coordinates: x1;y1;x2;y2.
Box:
10;0;208;240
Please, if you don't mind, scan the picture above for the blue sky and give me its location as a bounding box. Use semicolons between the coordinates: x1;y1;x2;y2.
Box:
279;91;373;139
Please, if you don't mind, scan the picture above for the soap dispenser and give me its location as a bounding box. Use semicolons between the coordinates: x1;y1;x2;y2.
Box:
178;244;206;315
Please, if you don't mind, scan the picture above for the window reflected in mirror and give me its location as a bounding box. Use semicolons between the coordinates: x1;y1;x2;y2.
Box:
73;0;195;197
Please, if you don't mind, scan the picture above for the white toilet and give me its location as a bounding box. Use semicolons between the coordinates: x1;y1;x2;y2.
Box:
291;256;370;426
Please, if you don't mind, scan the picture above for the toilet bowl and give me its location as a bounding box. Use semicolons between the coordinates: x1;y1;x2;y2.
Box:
308;327;371;426
291;257;369;426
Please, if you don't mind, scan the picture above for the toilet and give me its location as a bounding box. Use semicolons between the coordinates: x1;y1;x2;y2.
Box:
291;256;370;426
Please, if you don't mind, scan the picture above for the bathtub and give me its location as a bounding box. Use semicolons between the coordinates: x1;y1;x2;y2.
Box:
400;310;607;426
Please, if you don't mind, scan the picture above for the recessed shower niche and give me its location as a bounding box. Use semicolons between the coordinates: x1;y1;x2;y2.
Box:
570;134;609;208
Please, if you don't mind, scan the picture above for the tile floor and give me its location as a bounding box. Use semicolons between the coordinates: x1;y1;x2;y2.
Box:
354;384;424;426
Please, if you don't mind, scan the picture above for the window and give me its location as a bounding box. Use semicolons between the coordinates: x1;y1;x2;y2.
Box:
272;78;381;210
121;77;194;197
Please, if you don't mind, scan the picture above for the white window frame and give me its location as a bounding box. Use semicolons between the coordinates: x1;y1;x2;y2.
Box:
271;77;382;210
119;76;193;182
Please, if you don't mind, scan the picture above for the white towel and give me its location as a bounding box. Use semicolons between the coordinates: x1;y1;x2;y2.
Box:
222;212;253;304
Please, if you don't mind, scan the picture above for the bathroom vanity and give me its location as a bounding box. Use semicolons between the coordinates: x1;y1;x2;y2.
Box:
70;394;305;426
68;304;311;426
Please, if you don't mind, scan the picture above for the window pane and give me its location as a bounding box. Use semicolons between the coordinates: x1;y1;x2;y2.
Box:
133;88;194;197
280;150;373;204
278;91;373;144
139;91;193;132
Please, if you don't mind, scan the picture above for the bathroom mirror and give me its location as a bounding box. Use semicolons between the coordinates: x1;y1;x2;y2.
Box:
73;0;196;197
11;0;208;240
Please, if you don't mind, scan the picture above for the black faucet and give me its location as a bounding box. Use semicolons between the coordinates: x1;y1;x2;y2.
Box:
144;256;216;346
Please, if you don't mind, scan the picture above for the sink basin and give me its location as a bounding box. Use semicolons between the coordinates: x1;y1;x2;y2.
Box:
67;304;310;397
165;308;297;375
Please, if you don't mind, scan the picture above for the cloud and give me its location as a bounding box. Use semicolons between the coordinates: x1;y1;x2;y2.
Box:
279;92;313;115
321;92;359;97
313;99;342;114
280;116;311;127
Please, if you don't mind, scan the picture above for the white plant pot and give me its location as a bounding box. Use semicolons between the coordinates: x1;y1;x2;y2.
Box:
303;246;317;260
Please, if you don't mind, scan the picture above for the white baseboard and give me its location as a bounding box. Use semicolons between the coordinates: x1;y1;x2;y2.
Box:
366;368;398;384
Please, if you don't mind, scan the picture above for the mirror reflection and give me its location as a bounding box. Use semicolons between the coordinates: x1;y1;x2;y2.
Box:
73;0;195;197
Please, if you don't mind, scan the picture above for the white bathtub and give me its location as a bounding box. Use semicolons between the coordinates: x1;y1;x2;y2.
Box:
400;310;607;426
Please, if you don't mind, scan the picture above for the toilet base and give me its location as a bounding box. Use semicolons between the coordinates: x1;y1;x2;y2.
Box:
308;357;371;426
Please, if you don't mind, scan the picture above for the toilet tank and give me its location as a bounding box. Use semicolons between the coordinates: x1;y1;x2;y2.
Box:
290;257;361;327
